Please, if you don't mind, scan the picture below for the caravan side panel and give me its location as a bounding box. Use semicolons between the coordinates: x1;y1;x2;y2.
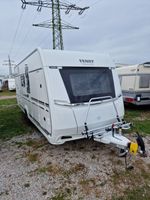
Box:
15;50;52;138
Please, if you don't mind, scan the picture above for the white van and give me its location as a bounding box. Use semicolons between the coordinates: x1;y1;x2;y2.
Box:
117;63;150;105
8;78;16;91
15;48;139;152
0;79;3;91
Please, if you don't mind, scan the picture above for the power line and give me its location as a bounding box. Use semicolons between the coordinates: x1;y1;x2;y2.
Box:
38;32;51;47
89;0;103;7
65;0;102;25
13;11;39;58
9;9;24;56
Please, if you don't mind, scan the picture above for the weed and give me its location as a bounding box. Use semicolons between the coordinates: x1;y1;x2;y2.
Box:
79;178;95;186
37;167;47;173
63;163;86;177
38;163;64;175
72;163;86;172
46;164;63;175
50;193;67;200
50;187;73;200
25;139;46;149
79;178;97;196
28;153;39;163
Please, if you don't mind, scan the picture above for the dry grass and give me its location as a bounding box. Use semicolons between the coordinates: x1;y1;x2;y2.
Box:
15;139;48;150
63;163;86;177
28;153;39;163
79;178;101;197
38;163;64;176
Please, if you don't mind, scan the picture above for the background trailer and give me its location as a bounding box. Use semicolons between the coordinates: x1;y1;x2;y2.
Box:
117;63;150;105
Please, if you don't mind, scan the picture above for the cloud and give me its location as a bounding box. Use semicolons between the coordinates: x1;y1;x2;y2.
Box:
0;0;150;75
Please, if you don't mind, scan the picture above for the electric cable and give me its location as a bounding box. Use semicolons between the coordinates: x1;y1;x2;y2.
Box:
9;9;25;56
13;11;39;59
89;0;103;7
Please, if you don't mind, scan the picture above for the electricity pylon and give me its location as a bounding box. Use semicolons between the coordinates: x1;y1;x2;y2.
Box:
3;55;16;78
21;0;89;50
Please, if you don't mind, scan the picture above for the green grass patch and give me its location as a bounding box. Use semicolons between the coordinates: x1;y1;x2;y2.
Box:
0;99;34;140
0;98;17;106
132;120;150;134
125;106;150;135
0;90;16;97
112;185;150;200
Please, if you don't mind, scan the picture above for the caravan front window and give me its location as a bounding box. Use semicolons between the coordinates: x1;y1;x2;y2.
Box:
60;67;115;103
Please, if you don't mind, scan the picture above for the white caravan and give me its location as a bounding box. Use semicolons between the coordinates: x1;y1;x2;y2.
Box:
15;48;143;154
8;78;16;91
117;63;150;105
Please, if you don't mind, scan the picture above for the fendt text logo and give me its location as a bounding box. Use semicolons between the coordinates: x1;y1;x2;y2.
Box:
79;59;94;65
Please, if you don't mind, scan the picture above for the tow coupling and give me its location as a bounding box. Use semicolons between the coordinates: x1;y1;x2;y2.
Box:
124;132;147;170
82;122;147;170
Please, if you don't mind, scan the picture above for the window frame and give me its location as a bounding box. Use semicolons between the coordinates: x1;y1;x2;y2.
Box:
60;67;115;104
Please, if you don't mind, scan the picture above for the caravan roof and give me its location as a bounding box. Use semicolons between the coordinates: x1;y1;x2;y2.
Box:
117;62;150;75
17;48;115;68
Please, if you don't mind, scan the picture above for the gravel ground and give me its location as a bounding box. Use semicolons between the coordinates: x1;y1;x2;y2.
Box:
0;132;150;200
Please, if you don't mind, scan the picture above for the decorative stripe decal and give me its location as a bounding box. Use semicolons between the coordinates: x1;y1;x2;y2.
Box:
20;95;49;112
29;68;42;73
31;97;49;107
29;114;51;136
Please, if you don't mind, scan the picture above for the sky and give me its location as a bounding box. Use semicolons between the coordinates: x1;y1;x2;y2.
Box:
0;0;150;75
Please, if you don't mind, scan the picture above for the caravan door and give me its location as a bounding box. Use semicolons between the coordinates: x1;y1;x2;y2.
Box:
60;67;119;134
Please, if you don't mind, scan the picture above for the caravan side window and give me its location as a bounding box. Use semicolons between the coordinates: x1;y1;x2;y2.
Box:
25;65;30;93
20;75;25;87
139;75;150;88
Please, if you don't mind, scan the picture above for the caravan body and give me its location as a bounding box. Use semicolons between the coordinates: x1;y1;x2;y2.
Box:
15;48;131;149
117;63;150;105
